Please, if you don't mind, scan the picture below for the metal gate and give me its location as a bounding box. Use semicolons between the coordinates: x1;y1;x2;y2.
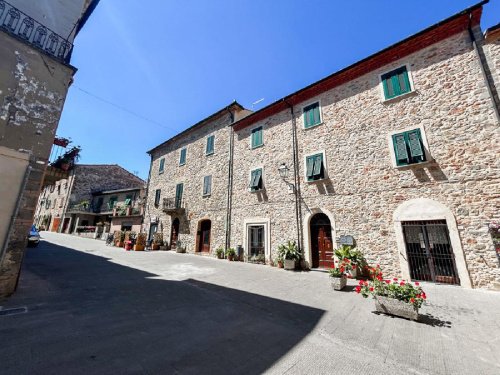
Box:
402;220;460;285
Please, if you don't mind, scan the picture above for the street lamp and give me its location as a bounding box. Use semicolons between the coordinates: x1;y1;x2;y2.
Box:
278;163;290;180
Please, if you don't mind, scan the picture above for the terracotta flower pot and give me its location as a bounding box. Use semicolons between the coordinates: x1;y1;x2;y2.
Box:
277;261;284;268
151;244;160;250
133;245;145;251
227;255;234;261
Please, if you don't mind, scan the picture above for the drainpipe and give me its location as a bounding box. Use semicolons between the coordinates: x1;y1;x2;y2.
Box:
283;99;304;254
225;107;235;250
468;13;500;124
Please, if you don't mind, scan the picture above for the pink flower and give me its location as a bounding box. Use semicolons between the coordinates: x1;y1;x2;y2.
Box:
415;282;420;286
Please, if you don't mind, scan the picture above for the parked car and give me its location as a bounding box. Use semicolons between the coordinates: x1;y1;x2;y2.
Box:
28;225;40;247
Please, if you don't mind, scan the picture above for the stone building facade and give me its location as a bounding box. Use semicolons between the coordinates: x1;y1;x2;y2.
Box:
34;164;145;234
0;0;100;298
146;2;499;289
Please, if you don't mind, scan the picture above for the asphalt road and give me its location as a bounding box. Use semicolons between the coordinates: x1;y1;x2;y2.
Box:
1;232;499;375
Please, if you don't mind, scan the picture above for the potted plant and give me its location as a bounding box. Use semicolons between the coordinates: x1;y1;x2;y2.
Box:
215;247;225;259
134;233;146;251
152;232;163;250
278;241;301;270
334;245;366;278
328;263;348;290
356;265;426;321
175;240;186;253
113;230;124;247
225;248;236;261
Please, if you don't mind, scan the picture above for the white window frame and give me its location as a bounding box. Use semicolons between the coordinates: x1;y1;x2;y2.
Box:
378;63;416;103
303;150;327;182
301;99;323;129
387;125;432;168
248;165;264;192
243;218;271;260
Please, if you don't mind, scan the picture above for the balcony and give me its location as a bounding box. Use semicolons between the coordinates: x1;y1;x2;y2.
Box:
162;197;185;214
0;1;73;64
42;165;69;188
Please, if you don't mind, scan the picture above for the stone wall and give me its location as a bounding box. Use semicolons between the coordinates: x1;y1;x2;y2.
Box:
231;29;499;288
145;105;247;254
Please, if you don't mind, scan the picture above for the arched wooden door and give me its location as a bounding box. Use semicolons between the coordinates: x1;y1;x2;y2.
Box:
170;218;180;249
197;220;211;253
310;213;334;268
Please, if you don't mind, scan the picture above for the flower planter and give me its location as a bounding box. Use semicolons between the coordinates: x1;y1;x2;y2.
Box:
176;247;185;253
116;241;124;248
151;244;160;251
124;241;133;251
349;267;358;279
284;259;295;270
133;245;145;251
374;296;419;321
227;255;234;261
331;275;347;290
277;261;284;268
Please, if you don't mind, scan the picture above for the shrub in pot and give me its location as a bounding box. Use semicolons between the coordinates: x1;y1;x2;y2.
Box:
134;233;146;251
356;265;426;321
328;264;347;291
225;248;236;261
215;247;225;259
278;241;301;270
334;245;366;279
152;232;163;250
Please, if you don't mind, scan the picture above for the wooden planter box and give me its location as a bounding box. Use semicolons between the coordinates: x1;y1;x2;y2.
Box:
374;296;419;321
284;259;295;270
151;244;160;251
330;276;347;290
133;245;145;251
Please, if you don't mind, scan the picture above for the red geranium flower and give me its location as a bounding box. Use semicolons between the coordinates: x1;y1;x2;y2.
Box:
400;281;405;286
393;278;398;281
415;282;420;286
369;287;374;292
359;280;364;286
385;280;391;284
355;286;361;293
410;298;415;303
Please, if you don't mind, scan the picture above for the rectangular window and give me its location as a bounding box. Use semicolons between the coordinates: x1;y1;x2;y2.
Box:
381;66;411;100
251;127;263;149
305;153;325;181
206;135;215;155
175;183;183;208
108;196;118;209
249;168;263;192
179;148;187;165
392;129;426;166
125;194;133;206
159;158;165;174
249;225;265;258
154;189;161;207
45;200;51;209
203;175;212;196
303;102;321;128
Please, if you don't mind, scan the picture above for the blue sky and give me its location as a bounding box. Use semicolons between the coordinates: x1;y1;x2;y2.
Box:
57;0;499;180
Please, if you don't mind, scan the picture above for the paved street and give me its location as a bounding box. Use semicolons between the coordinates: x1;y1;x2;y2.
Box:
1;232;500;375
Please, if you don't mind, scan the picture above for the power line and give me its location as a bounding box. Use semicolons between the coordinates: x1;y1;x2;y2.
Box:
74;86;174;131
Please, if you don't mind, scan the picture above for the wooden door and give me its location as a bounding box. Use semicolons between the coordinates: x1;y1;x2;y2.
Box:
51;218;61;232
198;221;211;252
310;213;334;268
170;218;179;249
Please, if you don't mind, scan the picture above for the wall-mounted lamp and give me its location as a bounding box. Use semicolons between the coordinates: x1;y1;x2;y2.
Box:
278;163;290;180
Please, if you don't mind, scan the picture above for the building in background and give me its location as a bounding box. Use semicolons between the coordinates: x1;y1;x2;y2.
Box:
145;2;499;289
0;0;100;298
34;164;145;237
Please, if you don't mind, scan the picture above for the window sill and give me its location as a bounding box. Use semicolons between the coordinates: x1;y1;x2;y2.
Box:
251;144;264;150
249;188;265;193
179;163;186;167
382;90;417;104
205;152;214;156
202;194;211;198
303;122;324;130
159;171;164;175
393;159;432;170
305;177;327;183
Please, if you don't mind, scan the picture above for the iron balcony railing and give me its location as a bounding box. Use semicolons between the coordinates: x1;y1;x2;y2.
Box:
0;1;73;63
163;197;185;212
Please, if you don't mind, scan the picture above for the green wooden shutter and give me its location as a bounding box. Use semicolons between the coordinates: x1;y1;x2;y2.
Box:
313;154;323;177
159;158;165;173
251;127;263;148
175;183;183;208
398;68;410;94
407;129;425;161
206;136;214;155
304;103;320;128
250;169;262;191
154;190;161;206
382;66;411;99
203;176;211;195
393;133;409;165
179;149;186;165
306;156;315;178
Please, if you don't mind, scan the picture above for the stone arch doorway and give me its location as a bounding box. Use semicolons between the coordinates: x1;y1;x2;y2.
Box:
310;213;334;268
393;198;472;288
170;218;180;250
197;219;211;253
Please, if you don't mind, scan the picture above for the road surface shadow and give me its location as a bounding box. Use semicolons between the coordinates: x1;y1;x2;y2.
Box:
0;241;325;374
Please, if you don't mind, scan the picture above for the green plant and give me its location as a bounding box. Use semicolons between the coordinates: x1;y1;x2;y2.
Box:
328;267;344;278
153;232;163;245
215;247;225;258
356;267;427;309
225;248;236;257
136;233;147;246
334;245;366;270
277;240;301;261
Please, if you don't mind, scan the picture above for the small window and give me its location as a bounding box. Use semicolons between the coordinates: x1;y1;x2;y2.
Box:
392;129;426;166
303;102;321;128
45;200;51;209
57;185;61;195
249;168;263;192
108;196;118;209
305;153;325;181
203;175;212;196
159;158;165;174
206;135;215;155
154;189;161;207
381;66;411;100
125;195;133;206
251;127;263;149
179;148;187;165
